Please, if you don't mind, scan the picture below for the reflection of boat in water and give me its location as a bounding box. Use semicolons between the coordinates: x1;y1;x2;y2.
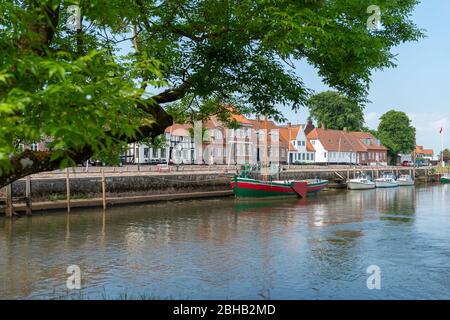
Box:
231;197;302;214
347;173;375;190
397;174;415;186
440;174;450;184
231;177;307;199
375;173;398;188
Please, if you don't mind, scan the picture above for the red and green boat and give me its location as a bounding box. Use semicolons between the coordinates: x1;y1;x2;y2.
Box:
302;179;329;193
231;177;308;199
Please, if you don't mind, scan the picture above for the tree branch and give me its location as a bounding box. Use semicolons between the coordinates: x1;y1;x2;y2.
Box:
0;101;173;188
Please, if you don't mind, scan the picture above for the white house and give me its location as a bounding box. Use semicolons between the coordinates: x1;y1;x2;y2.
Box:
307;128;388;165
279;123;315;164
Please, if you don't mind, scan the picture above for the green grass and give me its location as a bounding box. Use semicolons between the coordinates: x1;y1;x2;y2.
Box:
47;288;177;300
431;166;450;174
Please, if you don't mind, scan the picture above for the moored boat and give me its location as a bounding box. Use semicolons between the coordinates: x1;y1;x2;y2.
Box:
397;174;415;186
440;174;450;184
347;174;375;190
375;173;398;188
231;176;308;199
302;178;329;193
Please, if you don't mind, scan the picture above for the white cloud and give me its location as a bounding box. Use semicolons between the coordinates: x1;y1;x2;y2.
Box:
409;112;449;134
408;112;450;151
364;112;380;129
364;111;449;152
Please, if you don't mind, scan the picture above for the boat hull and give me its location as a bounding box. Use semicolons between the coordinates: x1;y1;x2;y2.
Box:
231;177;307;199
397;180;415;186
347;181;375;190
440;177;450;184
304;180;329;193
375;181;398;188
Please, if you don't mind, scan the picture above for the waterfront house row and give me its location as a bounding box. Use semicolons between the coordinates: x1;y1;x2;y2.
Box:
14;114;388;166
126;114;388;166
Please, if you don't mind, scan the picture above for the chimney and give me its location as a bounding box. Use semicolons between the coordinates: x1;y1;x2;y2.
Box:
321;123;326;130
343;127;348;132
287;122;291;128
256;114;260;122
304;119;315;136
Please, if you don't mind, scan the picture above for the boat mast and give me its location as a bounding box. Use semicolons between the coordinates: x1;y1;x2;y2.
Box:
441;128;445;168
263;113;269;181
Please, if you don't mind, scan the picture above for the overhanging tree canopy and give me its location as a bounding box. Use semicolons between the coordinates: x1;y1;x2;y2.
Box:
0;0;423;187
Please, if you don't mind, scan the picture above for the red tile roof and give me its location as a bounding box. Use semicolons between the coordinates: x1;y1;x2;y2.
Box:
415;145;433;155
307;128;387;152
306;139;315;152
279;126;301;151
165;124;191;136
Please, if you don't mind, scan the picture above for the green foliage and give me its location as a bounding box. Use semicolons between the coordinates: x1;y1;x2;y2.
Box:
141;134;168;149
363;127;379;138
377;110;416;163
0;0;424;176
441;149;450;162
307;91;365;131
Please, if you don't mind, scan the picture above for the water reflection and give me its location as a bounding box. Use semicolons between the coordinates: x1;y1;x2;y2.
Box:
1;185;450;299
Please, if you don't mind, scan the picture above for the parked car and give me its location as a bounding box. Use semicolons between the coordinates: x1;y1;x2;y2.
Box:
416;159;431;167
402;161;414;167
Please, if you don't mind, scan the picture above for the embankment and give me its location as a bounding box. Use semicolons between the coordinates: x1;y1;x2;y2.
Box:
0;165;441;213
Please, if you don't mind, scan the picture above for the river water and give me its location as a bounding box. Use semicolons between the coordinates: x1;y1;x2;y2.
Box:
1;184;450;299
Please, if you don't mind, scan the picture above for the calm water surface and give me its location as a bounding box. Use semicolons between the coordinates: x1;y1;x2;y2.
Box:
1;184;450;299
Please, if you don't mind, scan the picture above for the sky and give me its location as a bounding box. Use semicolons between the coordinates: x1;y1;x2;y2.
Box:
281;0;450;153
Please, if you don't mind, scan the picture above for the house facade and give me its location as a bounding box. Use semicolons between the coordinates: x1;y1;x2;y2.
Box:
307;128;388;165
414;145;434;160
279;123;316;164
124;113;389;167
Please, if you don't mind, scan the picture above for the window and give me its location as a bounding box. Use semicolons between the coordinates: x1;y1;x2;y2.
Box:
302;153;306;161
311;140;315;145
143;147;149;158
161;148;166;158
324;152;327;158
153;148;158;158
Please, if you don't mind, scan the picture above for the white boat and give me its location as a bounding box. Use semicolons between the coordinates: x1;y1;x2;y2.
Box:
397;174;415;186
375;173;398;188
347;174;376;190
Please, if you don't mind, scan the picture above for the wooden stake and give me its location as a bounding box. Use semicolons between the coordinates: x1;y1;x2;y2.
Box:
66;168;71;213
263;114;268;181
101;168;107;210
25;176;32;216
5;184;13;217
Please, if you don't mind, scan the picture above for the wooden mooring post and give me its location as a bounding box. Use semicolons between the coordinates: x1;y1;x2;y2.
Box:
101;168;107;210
66;168;71;213
25;176;32;215
5;184;13;217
